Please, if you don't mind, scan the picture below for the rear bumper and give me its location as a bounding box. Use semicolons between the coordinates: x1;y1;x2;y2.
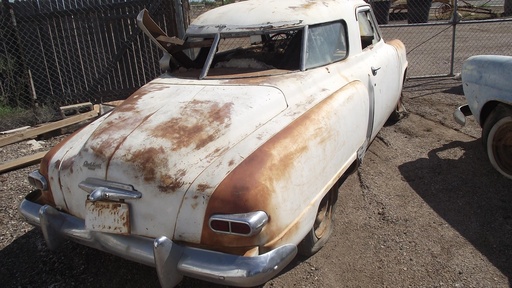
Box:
19;190;297;287
453;104;473;126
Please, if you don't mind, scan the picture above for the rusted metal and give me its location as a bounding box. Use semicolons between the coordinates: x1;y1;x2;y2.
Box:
201;81;369;249
85;200;130;234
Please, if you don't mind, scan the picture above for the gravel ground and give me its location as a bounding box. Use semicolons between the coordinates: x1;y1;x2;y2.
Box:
0;135;66;249
0;78;511;287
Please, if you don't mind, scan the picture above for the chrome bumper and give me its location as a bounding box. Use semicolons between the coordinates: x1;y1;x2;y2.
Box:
19;190;297;287
453;104;473;126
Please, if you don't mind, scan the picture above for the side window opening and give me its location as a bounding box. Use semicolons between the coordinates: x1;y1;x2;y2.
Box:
305;21;348;69
358;10;381;50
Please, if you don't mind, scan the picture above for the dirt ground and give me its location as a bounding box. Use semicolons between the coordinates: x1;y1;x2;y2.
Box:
0;77;511;287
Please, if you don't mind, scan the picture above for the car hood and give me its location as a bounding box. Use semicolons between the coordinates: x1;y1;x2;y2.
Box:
49;80;287;238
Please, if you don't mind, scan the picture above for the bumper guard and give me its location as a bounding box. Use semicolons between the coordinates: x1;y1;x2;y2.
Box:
453;104;473;126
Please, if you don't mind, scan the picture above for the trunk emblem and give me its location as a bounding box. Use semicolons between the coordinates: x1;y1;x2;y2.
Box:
83;161;102;170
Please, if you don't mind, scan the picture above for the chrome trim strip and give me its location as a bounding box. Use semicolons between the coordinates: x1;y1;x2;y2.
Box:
19;191;297;287
199;33;221;80
300;26;308;71
357;75;375;163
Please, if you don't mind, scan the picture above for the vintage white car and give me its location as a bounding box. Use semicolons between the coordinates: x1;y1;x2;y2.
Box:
454;55;512;180
19;0;407;287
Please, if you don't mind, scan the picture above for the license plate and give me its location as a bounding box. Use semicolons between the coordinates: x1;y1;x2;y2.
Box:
85;201;130;234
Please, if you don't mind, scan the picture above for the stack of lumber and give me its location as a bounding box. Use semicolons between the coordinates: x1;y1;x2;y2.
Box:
0;103;107;174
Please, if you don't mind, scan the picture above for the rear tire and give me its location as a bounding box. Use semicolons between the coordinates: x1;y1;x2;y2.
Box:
298;181;340;257
482;104;512;180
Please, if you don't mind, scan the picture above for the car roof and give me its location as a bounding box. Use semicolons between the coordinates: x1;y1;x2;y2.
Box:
187;0;367;35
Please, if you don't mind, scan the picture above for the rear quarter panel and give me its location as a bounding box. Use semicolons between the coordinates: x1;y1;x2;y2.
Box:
195;81;370;252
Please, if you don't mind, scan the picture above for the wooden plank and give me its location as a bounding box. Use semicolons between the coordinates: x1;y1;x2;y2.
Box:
1;126;31;135
0;151;48;174
103;100;124;106
0;110;98;148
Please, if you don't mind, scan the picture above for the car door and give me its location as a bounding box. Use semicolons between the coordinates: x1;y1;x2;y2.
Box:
357;7;401;139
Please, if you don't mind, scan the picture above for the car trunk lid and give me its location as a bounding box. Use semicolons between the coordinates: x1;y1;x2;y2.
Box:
54;81;287;239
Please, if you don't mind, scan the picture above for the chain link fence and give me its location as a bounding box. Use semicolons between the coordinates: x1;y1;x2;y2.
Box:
379;0;512;78
0;0;190;131
1;0;511;131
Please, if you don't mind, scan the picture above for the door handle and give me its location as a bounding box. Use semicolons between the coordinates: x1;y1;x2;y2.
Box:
371;66;381;76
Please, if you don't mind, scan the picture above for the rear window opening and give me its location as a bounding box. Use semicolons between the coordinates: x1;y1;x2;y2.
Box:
169;20;347;79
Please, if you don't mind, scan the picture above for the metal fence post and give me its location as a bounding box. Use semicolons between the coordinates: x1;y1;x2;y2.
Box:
449;0;459;76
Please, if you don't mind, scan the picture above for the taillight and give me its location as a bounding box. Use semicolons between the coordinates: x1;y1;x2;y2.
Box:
28;170;48;190
209;211;268;237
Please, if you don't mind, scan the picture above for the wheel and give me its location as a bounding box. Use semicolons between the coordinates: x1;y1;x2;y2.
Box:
298;181;340;257
482;104;512;180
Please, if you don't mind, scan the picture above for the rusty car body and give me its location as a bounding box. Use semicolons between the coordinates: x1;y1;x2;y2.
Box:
19;0;408;286
454;55;512;180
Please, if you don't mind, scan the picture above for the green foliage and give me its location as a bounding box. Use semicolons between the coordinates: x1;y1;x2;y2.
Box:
0;56;16;73
0;105;30;131
200;0;235;7
0;104;56;131
0;105;23;117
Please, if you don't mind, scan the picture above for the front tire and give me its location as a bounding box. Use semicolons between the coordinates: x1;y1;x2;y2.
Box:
482;104;512;180
298;181;340;257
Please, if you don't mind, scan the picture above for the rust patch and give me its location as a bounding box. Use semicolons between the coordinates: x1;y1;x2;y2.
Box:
53;160;61;170
124;147;186;193
40;129;76;176
158;170;186;193
60;157;75;174
90;113;154;160
302;2;316;9
126;147;164;182
197;184;213;193
85;201;130;234
38;130;80;206
88;84;169;159
189;193;204;210
386;39;406;53
151;100;233;151
201;82;361;247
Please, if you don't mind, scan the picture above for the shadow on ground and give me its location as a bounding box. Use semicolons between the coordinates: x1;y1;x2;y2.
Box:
0;227;297;288
0;229;242;288
398;139;512;282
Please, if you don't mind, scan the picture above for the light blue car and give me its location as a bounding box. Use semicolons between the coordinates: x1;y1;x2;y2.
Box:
454;55;512;180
